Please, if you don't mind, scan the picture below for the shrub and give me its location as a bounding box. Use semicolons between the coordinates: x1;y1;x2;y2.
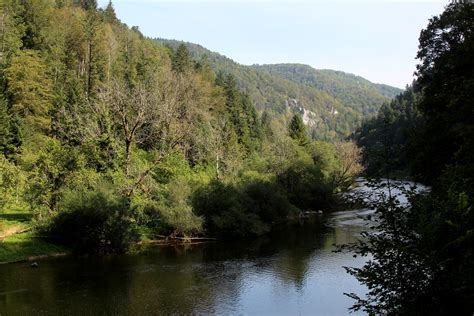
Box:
44;182;139;254
160;177;203;236
193;174;292;239
277;162;334;211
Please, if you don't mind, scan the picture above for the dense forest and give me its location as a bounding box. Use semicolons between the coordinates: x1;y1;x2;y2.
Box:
1;1;472;315
347;3;474;315
0;0;365;257
156;38;401;140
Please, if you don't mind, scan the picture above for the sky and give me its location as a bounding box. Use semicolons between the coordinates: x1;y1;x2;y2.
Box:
98;0;447;88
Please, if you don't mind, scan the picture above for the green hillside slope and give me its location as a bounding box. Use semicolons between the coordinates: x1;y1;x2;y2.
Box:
156;38;402;140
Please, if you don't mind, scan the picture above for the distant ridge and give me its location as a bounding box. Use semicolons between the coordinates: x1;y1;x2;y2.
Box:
156;38;403;139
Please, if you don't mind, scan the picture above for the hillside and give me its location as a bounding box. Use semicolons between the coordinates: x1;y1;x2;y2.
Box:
156;39;402;140
253;64;401;115
0;0;366;257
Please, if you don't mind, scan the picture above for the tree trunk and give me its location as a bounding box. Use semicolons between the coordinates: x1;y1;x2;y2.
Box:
125;138;131;176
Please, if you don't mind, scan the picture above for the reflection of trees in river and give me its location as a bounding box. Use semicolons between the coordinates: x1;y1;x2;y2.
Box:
0;217;362;314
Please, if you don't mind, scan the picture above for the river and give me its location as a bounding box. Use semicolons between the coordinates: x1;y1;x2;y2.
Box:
0;203;376;315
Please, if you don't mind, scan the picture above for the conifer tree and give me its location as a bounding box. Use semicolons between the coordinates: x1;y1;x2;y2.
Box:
288;114;309;146
172;44;192;73
104;1;117;24
0;96;22;157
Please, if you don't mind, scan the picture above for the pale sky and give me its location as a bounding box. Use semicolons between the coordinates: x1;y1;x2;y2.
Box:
98;0;447;88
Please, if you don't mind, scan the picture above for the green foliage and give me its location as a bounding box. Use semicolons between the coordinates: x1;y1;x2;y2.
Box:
277;161;334;211
159;177;203;236
0;156;26;209
288;114;309;146
344;180;474;315
0;0;26;61
345;3;474;314
20;0;53;50
172;44;192;73
193;175;290;239
103;1;118;24
216;72;262;153
0;1;363;256
155;38;402;141
411;3;474;184
342;184;432;315
4;49;52;132
45;181;139;254
0;96;22;157
255;64;400;116
310;141;339;182
355;88;421;178
23;139;90;215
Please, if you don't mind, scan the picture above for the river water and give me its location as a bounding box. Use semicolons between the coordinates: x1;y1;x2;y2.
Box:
0;208;373;315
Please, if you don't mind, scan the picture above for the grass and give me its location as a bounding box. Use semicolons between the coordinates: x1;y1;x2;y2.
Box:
0;232;69;262
0;207;31;237
0;207;69;263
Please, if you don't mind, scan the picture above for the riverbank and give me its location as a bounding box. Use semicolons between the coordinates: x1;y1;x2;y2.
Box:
0;232;69;264
0;211;367;315
0;193;340;264
0;214;319;264
0;207;69;263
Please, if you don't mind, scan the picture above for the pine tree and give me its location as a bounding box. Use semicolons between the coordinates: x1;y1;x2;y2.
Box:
0;96;22;157
172;44;192;73
77;0;97;11
0;0;25;62
104;1;117;24
288;114;309;146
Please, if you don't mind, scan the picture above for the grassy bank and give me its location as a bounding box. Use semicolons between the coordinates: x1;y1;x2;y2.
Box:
0;232;69;263
0;207;69;263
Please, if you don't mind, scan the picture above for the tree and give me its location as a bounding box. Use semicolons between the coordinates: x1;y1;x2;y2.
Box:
217;72;261;154
354;87;421;178
4;50;52;133
411;2;474;184
97;79;157;175
0;0;25;62
20;0;53;50
103;1;118;24
344;3;474;314
77;0;97;11
333;141;363;190
288;113;309;146
0;96;22;157
84;9;107;98
172;43;192;74
341;183;432;315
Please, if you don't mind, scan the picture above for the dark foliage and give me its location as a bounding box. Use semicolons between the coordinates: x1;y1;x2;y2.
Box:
354;87;422;178
411;2;474;184
345;3;474;315
193;179;292;239
277;163;334;211
45;185;140;254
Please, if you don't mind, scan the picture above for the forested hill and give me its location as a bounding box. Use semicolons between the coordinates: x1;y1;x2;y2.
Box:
253;64;401;115
156;39;402;139
0;0;369;258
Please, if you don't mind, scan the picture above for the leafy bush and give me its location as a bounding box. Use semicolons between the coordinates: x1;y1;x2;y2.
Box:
159;177;203;236
193;173;291;239
277;162;334;211
0;156;27;209
44;182;139;254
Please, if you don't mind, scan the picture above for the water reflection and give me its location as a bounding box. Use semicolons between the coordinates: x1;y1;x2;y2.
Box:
0;215;367;315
